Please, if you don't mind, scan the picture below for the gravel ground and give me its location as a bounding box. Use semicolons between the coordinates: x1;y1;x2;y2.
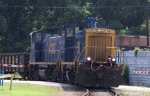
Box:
4;80;150;96
114;85;150;96
115;85;150;92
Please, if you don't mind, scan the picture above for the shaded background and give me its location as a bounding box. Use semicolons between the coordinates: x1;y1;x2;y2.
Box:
0;0;149;52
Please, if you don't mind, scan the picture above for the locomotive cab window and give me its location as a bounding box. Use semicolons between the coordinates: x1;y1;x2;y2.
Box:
53;33;58;37
45;33;52;37
75;26;84;32
67;27;73;37
36;33;41;42
42;33;52;38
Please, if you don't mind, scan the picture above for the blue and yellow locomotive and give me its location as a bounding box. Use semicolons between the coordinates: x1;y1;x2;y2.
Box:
29;17;123;87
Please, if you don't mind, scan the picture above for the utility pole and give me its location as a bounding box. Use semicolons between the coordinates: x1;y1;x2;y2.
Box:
146;0;149;46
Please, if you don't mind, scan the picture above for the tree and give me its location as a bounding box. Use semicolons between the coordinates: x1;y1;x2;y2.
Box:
0;0;149;52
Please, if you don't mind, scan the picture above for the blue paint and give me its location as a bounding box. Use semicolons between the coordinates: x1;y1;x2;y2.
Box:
0;70;4;86
0;70;1;86
0;78;1;86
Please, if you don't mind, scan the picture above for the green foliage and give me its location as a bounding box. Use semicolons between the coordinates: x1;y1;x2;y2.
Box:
123;65;129;85
13;72;22;78
118;21;148;35
0;82;64;96
133;47;150;56
0;0;149;52
133;47;141;57
133;47;141;51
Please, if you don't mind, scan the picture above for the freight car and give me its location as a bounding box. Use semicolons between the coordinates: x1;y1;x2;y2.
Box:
0;53;29;77
0;17;124;88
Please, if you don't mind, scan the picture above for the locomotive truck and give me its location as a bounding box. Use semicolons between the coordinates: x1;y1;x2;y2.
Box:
0;17;123;87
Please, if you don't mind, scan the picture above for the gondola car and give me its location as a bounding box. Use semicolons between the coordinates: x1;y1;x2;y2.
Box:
0;53;29;76
28;17;123;87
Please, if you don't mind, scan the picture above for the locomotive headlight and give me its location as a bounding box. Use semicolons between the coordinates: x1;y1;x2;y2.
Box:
112;58;116;62
106;29;110;33
92;29;97;32
87;57;91;61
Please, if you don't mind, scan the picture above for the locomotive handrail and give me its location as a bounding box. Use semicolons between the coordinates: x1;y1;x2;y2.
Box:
107;47;118;49
34;50;61;63
34;49;60;52
64;46;78;49
75;46;97;62
74;47;85;62
120;49;125;75
107;47;125;74
73;46;80;61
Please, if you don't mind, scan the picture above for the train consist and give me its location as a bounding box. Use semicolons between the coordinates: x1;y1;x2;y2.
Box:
0;17;124;87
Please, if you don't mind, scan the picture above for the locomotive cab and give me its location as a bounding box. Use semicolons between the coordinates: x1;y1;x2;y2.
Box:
29;28;61;62
62;23;85;61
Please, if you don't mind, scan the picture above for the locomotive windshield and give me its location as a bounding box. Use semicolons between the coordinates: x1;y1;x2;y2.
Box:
75;26;84;32
53;33;58;37
67;27;73;37
36;33;41;42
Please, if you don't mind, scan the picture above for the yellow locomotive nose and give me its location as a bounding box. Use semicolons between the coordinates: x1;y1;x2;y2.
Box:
85;28;115;63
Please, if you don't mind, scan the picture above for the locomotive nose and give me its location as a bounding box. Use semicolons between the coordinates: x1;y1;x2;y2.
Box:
97;73;104;80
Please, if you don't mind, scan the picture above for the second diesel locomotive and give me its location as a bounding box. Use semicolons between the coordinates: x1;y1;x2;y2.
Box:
0;17;124;88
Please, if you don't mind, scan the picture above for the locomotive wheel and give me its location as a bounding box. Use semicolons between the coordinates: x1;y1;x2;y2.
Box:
66;70;75;84
20;72;26;80
33;75;40;81
52;68;58;82
32;69;40;81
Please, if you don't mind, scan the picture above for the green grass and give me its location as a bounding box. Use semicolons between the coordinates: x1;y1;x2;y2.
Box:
13;72;22;78
0;82;64;96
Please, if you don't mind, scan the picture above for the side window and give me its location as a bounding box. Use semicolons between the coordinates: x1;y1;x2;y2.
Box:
75;27;84;33
46;34;52;37
53;34;58;37
67;27;73;37
43;33;52;39
36;33;41;42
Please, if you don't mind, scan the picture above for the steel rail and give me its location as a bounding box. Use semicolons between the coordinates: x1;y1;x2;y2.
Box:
108;88;118;96
82;89;89;96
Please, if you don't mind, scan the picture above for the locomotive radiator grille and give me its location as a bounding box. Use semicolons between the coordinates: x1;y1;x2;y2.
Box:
87;36;112;62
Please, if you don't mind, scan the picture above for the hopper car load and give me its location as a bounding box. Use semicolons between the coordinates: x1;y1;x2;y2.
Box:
0;17;124;88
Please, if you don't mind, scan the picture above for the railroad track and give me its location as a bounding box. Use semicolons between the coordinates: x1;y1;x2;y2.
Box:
82;89;89;96
62;87;117;96
108;87;118;96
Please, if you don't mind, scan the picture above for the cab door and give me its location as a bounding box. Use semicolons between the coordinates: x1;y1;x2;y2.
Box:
30;32;42;62
64;26;75;61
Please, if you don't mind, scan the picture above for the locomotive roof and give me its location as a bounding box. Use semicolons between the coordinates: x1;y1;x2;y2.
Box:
63;22;108;28
30;28;60;35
